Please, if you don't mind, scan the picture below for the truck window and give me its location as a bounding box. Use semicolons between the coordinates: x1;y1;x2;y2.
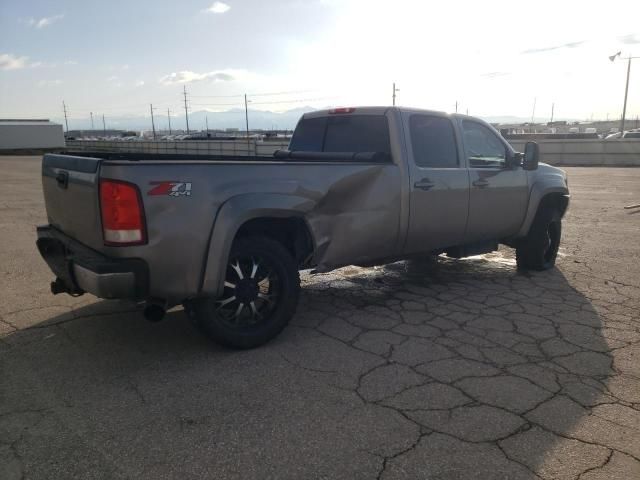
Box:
289;117;326;151
462;120;507;168
323;116;390;153
289;115;390;154
410;115;458;168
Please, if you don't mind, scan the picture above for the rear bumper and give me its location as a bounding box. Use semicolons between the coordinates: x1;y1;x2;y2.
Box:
36;225;149;300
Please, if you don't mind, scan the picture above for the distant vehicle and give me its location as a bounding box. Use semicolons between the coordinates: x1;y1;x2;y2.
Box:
37;107;569;348
584;128;597;134
605;129;640;140
568;127;580;134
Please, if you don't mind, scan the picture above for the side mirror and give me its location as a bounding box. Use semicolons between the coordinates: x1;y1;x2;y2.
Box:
523;141;539;171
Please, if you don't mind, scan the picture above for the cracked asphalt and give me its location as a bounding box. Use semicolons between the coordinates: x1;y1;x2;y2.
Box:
1;156;640;480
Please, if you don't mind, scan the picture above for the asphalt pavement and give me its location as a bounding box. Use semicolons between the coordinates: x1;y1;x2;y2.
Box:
1;156;639;479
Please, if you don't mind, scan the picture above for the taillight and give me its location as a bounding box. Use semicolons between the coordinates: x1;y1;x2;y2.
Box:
99;179;146;246
329;107;356;114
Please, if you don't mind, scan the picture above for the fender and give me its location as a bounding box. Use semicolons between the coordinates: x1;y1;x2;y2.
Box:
516;177;569;238
199;193;317;297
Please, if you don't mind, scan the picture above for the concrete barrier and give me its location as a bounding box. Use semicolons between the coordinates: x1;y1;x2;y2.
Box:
508;139;640;166
66;138;640;166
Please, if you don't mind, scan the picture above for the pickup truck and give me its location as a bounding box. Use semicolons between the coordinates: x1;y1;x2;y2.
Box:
37;106;569;348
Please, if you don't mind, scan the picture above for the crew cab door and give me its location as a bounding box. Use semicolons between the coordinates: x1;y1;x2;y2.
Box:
459;119;528;242
403;113;470;254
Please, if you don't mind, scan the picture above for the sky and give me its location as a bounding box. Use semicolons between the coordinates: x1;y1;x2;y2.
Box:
1;0;640;129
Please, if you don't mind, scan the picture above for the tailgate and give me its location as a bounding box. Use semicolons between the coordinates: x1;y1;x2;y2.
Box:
41;154;104;250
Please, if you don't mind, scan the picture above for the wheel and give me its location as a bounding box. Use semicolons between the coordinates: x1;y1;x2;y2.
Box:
516;205;562;271
192;236;300;349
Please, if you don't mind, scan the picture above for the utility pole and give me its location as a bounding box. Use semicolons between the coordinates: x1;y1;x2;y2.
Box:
102;114;106;137
244;94;251;155
150;104;157;139
205;115;209;137
183;85;190;134
90;111;94;130
550;103;555;124
530;97;537;131
167;109;172;135
62;101;69;133
392;82;399;106
455;101;458;113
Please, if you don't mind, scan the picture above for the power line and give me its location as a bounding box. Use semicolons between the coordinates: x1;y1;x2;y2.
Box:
190;89;316;99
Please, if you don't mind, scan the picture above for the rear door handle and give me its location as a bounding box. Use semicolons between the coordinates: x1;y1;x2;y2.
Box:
414;180;435;191
472;178;489;188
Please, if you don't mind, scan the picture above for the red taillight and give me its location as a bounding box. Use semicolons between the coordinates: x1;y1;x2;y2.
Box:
329;107;356;114
99;179;146;246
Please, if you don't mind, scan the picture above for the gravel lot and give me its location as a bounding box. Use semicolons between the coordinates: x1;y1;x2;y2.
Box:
1;156;639;479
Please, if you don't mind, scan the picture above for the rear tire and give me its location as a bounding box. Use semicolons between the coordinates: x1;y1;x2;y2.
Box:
193;236;300;349
516;205;562;271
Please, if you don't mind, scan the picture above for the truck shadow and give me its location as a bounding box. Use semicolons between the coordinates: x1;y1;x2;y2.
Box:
3;253;612;478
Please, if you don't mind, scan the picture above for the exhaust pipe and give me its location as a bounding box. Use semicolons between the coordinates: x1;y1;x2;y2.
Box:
143;303;166;323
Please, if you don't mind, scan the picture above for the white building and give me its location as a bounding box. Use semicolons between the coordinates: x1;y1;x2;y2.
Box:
0;119;65;150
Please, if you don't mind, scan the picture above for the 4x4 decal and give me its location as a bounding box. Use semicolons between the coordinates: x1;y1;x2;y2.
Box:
148;181;192;197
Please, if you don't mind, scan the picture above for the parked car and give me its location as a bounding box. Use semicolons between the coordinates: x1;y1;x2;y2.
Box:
605;129;640;139
37;107;569;348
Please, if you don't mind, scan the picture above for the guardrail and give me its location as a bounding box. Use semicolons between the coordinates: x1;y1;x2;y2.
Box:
65;138;640;166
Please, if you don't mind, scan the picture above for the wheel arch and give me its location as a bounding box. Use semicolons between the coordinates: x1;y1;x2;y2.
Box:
199;193;317;298
516;184;569;238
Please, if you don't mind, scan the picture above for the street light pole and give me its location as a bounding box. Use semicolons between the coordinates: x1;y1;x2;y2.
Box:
610;52;638;136
620;57;632;135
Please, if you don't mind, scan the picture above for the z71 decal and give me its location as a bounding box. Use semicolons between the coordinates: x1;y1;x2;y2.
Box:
148;181;192;197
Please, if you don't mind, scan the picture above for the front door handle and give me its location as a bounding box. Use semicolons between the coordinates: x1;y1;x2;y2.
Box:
472;178;489;188
414;180;435;191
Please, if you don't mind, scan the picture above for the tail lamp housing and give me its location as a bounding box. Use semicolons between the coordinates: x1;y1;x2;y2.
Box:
99;179;147;246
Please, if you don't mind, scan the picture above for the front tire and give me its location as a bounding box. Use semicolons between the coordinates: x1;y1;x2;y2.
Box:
193;236;300;349
516;205;562;271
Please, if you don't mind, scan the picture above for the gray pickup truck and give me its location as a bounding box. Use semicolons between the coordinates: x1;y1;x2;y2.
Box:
37;107;569;348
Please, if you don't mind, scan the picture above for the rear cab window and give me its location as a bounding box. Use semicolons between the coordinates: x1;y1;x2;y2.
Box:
289;114;391;157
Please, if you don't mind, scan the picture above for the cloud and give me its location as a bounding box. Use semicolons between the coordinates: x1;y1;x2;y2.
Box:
28;14;65;29
64;60;78;65
480;71;510;79
204;1;231;14
106;75;124;87
619;34;640;45
37;79;62;88
522;41;585;54
135;80;145;87
0;53;29;70
159;70;237;85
